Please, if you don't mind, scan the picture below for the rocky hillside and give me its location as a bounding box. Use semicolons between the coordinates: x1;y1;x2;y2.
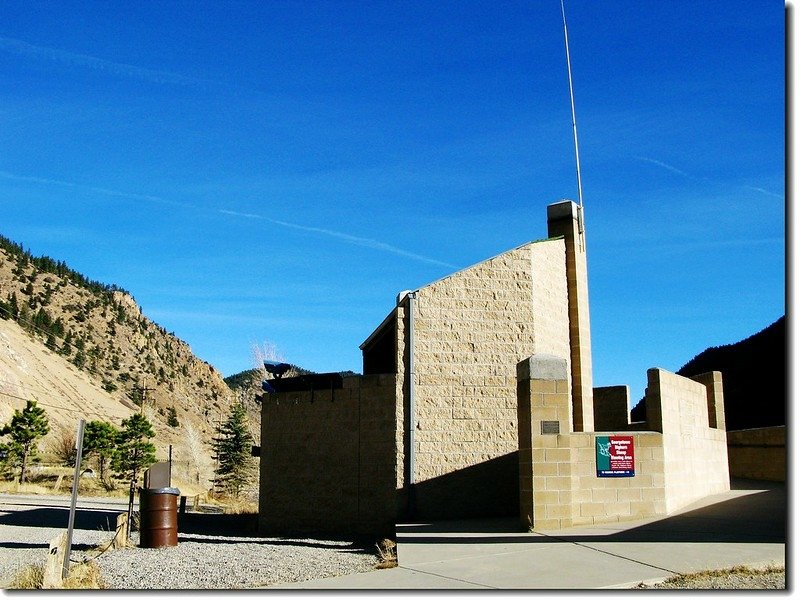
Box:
0;235;250;489
630;316;785;431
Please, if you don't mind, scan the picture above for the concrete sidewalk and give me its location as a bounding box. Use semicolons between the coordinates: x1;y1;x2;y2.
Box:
270;479;786;589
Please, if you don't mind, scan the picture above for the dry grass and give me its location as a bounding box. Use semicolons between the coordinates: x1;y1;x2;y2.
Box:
62;561;106;589
0;480;52;495
375;539;397;569
0;471;128;497
203;492;259;515
658;565;784;587
8;561;106;590
7;564;44;589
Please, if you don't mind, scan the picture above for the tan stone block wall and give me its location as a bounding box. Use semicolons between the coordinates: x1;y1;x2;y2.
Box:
258;375;397;536
409;240;569;488
518;356;668;530
727;426;786;482
645;369;730;513
547;201;594;432
593;385;630;431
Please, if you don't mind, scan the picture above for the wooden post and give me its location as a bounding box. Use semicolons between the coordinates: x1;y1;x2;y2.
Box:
43;531;67;589
114;513;129;549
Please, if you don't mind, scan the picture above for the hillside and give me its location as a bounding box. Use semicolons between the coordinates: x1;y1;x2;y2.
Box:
630;316;785;431
0;235;252;490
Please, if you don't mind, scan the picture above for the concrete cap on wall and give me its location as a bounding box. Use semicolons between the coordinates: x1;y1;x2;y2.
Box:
517;354;569;381
546;199;578;220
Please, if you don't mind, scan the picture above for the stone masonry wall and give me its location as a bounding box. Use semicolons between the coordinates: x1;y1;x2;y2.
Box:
518;355;665;530
727;426;786;482
547;201;594;432
258;375;397;537
644;369;729;513
402;239;570;518
519;358;729;530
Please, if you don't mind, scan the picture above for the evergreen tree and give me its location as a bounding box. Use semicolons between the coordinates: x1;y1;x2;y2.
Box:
8;292;19;320
212;403;254;497
112;413;156;525
0;400;50;483
111;413;156;483
166;406;179;428
84;420;119;482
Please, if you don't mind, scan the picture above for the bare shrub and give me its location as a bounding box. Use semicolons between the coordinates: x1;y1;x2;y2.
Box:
48;427;77;467
183;422;212;487
375;539;397;569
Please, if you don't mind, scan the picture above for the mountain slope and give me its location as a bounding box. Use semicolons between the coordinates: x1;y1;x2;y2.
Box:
0;235;244;488
630;316;785;431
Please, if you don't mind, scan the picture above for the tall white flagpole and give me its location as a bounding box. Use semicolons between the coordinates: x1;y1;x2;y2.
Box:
560;0;586;248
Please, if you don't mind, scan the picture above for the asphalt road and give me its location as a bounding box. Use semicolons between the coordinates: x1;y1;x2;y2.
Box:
0;493;134;512
0;492;135;537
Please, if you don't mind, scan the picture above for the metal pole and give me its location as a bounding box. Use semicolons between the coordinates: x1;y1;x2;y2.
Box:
560;0;584;210
62;419;85;580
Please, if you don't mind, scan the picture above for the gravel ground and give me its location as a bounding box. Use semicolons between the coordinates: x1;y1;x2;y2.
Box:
0;517;378;589
635;566;786;590
0;523;111;588
92;531;378;589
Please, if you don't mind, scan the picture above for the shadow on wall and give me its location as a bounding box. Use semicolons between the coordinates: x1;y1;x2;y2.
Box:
404;452;519;521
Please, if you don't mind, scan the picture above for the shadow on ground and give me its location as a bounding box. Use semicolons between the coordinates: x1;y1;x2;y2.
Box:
396;479;786;546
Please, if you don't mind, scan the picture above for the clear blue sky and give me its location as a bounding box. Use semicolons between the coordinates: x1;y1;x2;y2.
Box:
1;1;785;403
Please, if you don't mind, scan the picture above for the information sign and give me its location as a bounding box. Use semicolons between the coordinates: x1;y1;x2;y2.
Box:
595;435;635;477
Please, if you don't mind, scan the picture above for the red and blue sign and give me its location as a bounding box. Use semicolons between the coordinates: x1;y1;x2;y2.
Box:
596;435;635;477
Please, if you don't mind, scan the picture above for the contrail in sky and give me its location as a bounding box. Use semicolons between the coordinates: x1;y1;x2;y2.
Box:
634;156;692;178
0;170;192;208
219;209;456;268
744;186;783;199
0;35;210;86
1;171;454;268
630;160;783;200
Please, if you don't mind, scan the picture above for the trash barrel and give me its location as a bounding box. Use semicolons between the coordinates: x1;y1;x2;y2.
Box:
138;487;180;548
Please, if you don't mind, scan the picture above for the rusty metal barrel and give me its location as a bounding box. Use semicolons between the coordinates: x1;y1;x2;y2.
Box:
138;487;180;548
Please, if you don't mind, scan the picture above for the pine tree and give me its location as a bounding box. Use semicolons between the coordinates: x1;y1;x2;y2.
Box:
212;403;254;497
112;413;156;483
0;400;50;483
84;420;119;482
112;413;156;525
166;406;179;428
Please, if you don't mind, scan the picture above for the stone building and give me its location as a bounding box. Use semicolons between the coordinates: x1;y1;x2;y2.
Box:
258;200;729;536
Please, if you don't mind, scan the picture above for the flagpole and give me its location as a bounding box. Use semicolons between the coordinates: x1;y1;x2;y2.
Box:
560;0;585;248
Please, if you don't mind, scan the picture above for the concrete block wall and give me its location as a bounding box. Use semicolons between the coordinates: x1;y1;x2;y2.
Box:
519;357;730;530
398;239;570;518
547;201;594;432
517;355;573;529
727;426;786;482
565;431;666;528
258;374;397;537
593;385;631;431
518;355;666;530
644;369;729;513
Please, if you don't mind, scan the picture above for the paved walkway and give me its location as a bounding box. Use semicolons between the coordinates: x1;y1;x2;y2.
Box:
270;479;786;589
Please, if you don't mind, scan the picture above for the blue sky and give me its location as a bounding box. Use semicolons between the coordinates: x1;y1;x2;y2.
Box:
1;1;785;403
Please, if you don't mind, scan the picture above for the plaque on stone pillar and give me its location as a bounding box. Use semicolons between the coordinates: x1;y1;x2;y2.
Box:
540;420;560;435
